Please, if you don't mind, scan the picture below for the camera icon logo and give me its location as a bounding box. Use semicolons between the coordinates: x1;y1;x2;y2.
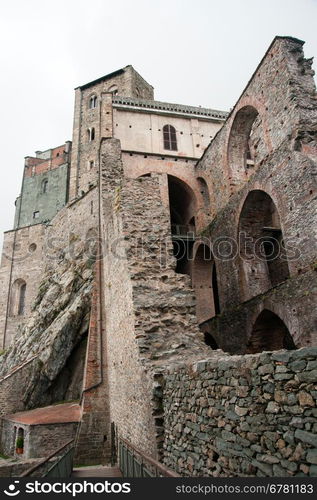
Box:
4;481;20;496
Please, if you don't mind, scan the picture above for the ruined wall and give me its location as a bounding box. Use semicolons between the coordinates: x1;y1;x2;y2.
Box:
207;270;317;354
197;36;317;214
192;37;317;353
100;138;211;458
163;347;317;477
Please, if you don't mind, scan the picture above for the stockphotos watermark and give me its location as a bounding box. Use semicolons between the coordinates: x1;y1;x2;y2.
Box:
4;231;301;266
3;480;131;497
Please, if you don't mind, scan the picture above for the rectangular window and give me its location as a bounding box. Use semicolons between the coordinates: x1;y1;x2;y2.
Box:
33;211;40;219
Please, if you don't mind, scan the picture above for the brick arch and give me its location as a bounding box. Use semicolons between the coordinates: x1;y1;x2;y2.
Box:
246;308;297;354
224;97;272;188
237;189;290;301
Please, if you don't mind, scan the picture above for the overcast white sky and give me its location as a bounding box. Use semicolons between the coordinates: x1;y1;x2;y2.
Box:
0;0;316;248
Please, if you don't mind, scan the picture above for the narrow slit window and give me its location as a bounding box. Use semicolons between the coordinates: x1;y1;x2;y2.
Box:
163;125;177;151
87;128;95;142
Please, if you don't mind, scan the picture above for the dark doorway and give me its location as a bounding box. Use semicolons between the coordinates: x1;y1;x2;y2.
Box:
246;310;296;354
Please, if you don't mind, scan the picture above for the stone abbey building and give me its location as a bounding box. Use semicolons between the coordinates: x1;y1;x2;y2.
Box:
0;36;316;477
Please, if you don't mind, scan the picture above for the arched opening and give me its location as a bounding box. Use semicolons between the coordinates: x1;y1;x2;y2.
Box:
10;279;27;317
197;177;211;214
168;175;196;274
192;244;221;324
16;427;24;453
246;310;296;354
239;190;290;300
87;128;95;142
163;124;177;151
228;106;259;181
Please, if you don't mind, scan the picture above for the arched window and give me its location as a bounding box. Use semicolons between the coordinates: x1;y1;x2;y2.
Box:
10;279;27;316
89;95;97;109
168;175;196;274
87;128;95;142
163;125;177;151
238;190;290;301
42;179;48;193
246;310;296;354
108;85;118;95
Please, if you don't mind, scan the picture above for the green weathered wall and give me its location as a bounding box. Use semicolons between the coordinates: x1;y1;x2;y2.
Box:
14;164;68;228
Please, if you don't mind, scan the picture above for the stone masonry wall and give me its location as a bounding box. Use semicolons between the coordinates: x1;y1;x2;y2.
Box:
163;347;317;477
197;36;317;214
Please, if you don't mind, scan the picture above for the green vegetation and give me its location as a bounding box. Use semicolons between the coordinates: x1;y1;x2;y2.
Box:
16;437;24;449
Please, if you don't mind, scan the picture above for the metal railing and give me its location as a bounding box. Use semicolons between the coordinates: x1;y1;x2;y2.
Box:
118;437;180;477
20;439;75;478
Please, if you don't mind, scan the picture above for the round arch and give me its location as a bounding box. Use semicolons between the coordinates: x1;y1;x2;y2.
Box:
238;189;290;301
246;309;296;354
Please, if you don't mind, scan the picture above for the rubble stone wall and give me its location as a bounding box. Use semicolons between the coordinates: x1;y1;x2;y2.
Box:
163;347;317;477
100;138;211;458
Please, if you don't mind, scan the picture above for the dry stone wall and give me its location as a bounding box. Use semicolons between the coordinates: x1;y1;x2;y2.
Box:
163;347;317;477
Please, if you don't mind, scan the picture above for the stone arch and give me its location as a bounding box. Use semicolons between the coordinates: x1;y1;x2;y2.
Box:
192;242;220;324
227;105;259;182
88;94;97;109
168;175;197;274
15;427;25;454
246;309;296;354
10;278;27;316
168;175;196;228
238;189;290;301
